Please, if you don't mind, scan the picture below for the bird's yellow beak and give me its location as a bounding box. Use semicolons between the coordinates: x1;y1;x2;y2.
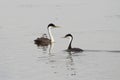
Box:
55;26;61;28
61;36;66;38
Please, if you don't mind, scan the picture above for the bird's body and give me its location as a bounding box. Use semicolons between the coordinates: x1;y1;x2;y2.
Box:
34;23;59;46
34;34;51;46
64;34;83;52
66;48;83;52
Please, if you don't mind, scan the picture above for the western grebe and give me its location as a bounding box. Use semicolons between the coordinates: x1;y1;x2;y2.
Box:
34;23;60;45
63;34;83;52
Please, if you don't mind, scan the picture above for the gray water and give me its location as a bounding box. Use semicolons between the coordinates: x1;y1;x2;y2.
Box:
0;0;120;80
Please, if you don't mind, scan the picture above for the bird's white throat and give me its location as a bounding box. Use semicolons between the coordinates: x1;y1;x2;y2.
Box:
48;27;55;42
68;36;72;45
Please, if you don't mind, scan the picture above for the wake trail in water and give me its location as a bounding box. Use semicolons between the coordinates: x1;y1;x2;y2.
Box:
84;49;120;53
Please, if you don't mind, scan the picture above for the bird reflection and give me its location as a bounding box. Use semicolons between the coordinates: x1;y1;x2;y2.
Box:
66;52;77;76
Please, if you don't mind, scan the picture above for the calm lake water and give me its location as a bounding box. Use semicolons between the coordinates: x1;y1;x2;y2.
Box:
0;0;120;80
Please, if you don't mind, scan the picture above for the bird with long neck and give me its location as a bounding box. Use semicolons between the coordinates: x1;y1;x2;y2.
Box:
47;23;55;42
34;23;60;46
63;34;83;52
67;34;73;49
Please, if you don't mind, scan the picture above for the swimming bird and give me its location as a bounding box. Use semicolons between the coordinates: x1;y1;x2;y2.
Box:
34;23;60;46
63;34;83;52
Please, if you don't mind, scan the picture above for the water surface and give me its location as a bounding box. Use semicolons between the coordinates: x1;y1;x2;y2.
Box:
0;0;120;80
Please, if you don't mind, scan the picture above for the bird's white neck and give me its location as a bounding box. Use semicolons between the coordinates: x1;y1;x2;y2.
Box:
68;36;73;49
48;27;54;42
